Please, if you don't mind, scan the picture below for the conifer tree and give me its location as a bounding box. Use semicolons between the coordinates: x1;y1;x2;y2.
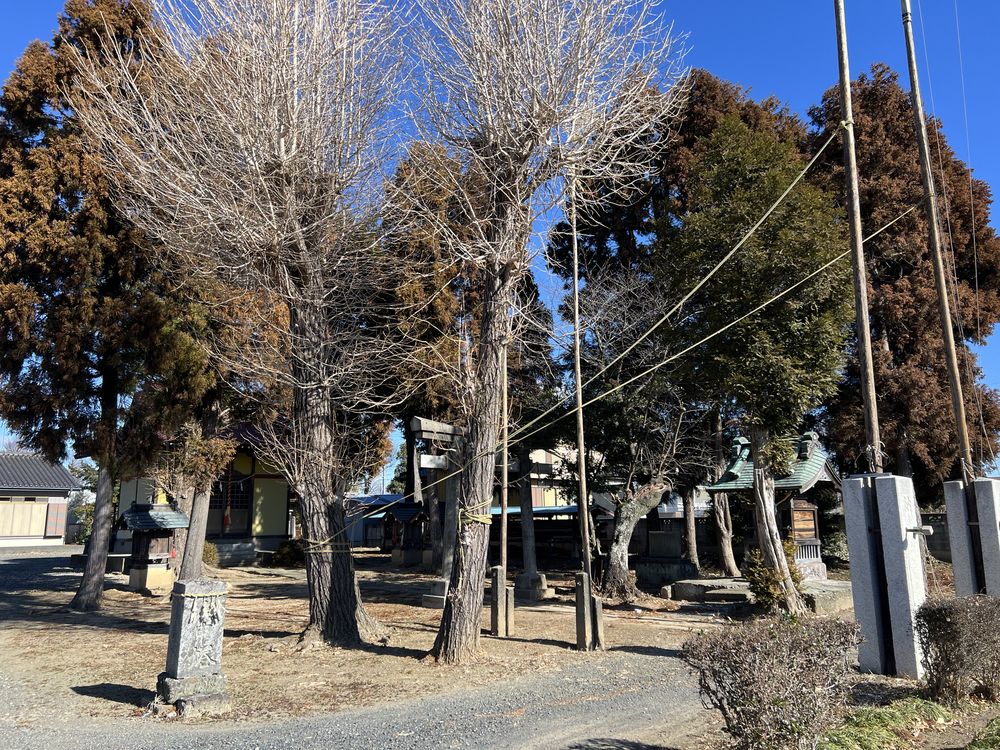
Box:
0;0;210;610
810;64;1000;498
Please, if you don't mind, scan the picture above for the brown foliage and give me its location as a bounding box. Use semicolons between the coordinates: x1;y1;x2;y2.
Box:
811;64;1000;493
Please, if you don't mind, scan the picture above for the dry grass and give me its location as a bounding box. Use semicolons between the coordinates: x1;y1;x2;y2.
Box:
0;553;719;725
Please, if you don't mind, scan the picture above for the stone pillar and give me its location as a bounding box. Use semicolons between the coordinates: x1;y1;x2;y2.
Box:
843;475;927;679
575;572;593;651
975;479;1000;595
875;475;926;680
156;578;231;717
843;475;888;674
489;566;514;637
591;593;606;651
422;457;461;609
944;480;977;596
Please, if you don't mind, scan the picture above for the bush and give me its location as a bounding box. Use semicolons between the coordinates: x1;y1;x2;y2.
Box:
915;596;1000;705
682;617;861;750
969;715;1000;750
271;539;306;568
202;542;219;567
746;539;804;612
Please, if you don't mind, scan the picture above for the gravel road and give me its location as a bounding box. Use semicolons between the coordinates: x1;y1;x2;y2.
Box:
1;548;714;750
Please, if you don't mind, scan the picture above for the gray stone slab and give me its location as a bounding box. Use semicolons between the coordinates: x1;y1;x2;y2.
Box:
157;673;228;703
843;475;889;675
165;578;227;680
945;480;977;596
514;572;555;601
974;479;1000;596
875;474;926;679
175;692;232;718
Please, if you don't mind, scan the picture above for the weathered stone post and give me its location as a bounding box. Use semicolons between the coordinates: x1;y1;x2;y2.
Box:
843;474;926;679
945;478;1000;596
489;566;514;637
156;578;231;717
575;572;592;651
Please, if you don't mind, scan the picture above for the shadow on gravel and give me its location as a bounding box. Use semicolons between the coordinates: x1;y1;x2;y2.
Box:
71;682;155;707
608;645;682;659
564;740;680;749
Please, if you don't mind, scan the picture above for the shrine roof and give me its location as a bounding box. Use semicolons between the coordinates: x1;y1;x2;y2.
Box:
707;432;840;494
122;505;190;530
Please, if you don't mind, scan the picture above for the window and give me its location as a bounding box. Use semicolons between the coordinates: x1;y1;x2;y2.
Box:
208;468;252;536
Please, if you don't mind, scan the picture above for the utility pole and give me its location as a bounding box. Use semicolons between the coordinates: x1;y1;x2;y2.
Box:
569;172;594;580
900;0;975;486
835;0;883;474
500;343;509;578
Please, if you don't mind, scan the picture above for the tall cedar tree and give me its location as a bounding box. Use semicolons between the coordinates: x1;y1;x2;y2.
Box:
0;0;209;610
548;70;806;577
811;64;1000;500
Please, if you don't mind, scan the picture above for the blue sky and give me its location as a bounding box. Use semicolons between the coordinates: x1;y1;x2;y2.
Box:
2;0;999;450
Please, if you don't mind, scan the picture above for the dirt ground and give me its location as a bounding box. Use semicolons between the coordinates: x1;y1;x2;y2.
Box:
0;550;729;726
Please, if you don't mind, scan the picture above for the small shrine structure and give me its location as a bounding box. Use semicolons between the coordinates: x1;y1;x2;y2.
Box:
707;432;840;580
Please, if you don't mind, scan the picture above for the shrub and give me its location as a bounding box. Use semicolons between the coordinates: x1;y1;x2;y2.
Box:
915;595;1000;705
969;715;1000;750
745;539;804;612
202;542;219;567
271;539;306;568
682;617;861;750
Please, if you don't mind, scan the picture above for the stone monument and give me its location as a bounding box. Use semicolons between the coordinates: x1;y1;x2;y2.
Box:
155;578;232;717
843;474;927;678
945;478;1000;596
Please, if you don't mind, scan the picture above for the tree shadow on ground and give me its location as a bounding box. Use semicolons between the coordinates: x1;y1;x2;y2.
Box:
71;683;155;707
609;644;683;659
500;634;574;650
563;740;681;750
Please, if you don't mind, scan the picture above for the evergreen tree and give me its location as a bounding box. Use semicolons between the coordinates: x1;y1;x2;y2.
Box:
0;0;209;610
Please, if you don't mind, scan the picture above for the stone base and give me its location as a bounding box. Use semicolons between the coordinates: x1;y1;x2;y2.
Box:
176;692;232;718
157;672;228;703
422;578;448;609
391;548;423;566
797;559;828;581
129;564;174;595
513;572;555;601
635;559;698;587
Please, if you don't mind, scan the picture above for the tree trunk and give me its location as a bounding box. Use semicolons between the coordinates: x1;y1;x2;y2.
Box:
750;426;806;616
179;483;211;580
70;460;115;612
292;304;382;647
713;493;741;577
171;476;194;573
432;273;512;664
682;488;700;572
712;409;741;577
600;480;666;601
518;444;538;576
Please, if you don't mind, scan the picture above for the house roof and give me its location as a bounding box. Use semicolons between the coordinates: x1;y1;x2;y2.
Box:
707;432;840;494
0;452;81;493
122;505;190;530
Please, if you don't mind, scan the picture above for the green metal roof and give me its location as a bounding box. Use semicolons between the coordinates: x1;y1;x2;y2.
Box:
707;432;839;494
122;505;190;530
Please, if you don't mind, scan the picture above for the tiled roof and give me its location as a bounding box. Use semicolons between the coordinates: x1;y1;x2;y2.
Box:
122;505;190;530
707;433;840;494
0;452;81;493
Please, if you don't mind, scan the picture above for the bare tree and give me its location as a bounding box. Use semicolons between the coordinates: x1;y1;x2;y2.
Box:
70;0;409;645
578;269;711;601
403;0;687;663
